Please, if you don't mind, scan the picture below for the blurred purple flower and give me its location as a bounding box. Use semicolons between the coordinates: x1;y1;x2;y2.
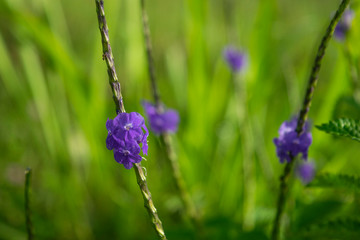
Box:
273;117;312;163
223;46;247;72
296;161;315;184
142;101;179;134
334;9;354;40
106;112;149;169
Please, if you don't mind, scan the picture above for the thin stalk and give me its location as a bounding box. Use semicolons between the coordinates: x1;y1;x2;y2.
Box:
271;1;350;240
232;73;256;230
140;0;161;110
94;1;166;239
25;167;33;240
295;0;350;134
160;134;200;227
271;159;294;240
134;164;166;239
95;0;125;114
139;0;200;227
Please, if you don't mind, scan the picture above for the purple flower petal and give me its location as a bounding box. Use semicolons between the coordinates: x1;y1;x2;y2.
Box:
123;161;133;170
142;101;157;116
130;154;142;164
223;46;247;72
106;119;114;131
114;149;124;164
273;117;312;163
106;135;117;150
106;112;149;169
141;123;149;155
142;100;180;135
163;110;179;132
334;9;354;41
128;112;145;128
127;141;141;155
296;162;315;184
149;114;165;134
114;112;129;127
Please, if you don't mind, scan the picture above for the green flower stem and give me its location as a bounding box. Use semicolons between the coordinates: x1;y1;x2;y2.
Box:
140;0;200;227
25;167;33;240
271;1;350;240
134;164;167;239
232;73;257;229
94;1;166;239
161;134;201;227
271;159;295;240
95;0;125;114
140;0;161;109
295;0;350;134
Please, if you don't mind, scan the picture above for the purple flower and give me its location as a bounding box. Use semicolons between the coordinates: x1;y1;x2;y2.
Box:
142;101;179;134
296;162;315;184
273;117;312;163
223;46;247;72
114;140;142;169
106;112;149;169
334;9;354;40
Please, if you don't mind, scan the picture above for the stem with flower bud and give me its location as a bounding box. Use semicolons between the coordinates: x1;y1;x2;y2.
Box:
94;1;166;239
271;1;350;239
139;0;201;228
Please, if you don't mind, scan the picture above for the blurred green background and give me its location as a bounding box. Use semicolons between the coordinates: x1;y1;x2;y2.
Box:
1;0;360;239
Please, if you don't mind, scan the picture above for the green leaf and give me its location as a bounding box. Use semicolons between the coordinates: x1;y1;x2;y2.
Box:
308;173;360;192
293;200;343;231
297;218;360;240
316;118;360;142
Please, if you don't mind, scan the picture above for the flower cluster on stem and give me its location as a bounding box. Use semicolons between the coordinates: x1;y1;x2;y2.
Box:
94;0;167;239
142;101;179;135
271;1;351;240
223;46;247;73
273;117;312;164
106;112;149;169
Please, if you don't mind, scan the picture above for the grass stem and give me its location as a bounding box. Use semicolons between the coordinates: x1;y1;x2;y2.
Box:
25;168;33;240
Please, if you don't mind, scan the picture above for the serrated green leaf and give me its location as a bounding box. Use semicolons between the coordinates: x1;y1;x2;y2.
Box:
316;118;360;142
308;173;360;192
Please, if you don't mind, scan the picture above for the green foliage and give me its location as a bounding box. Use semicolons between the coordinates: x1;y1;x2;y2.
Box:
1;0;360;239
293;200;343;231
308;173;360;192
316;118;360;142
296;218;360;240
314;218;360;232
333;96;360;120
